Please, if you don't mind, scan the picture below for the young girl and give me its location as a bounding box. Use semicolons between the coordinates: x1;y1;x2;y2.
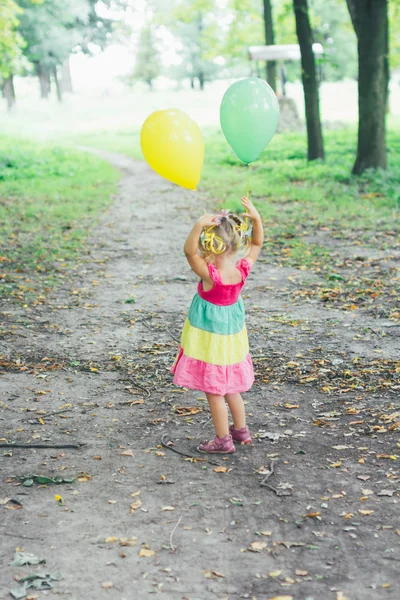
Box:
171;196;263;454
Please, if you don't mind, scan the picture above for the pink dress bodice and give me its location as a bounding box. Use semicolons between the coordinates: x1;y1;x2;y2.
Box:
197;259;251;306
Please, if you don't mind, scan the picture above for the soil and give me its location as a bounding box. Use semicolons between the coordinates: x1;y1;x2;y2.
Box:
1;152;399;600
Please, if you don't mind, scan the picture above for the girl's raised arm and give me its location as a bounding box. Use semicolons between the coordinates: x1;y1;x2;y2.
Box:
241;196;264;267
184;215;215;283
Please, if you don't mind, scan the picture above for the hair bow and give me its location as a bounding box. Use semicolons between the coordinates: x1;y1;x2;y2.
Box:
200;227;226;254
213;209;230;226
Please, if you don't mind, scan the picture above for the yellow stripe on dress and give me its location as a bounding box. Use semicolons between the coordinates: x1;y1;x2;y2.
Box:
180;319;249;366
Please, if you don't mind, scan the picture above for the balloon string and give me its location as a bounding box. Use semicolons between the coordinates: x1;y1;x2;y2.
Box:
246;164;251;199
245;164;252;230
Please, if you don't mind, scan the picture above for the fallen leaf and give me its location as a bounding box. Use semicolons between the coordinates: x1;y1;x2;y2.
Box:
139;548;155;557
357;475;370;481
131;490;141;497
120;449;134;457
336;593;349;600
377;489;394;497
249;541;267;552
285;404;299;409
295;569;308;576
268;597;292;600
261;531;272;536
105;537;118;543
0;498;11;505
174;406;202;416
203;570;225;578
359;509;374;516
119;538;137;547
304;512;320;518
268;570;283;578
129;499;142;512
108;500;117;504
213;466;228;473
92;455;102;460
161;506;175;511
331;461;342;468
101;582;113;589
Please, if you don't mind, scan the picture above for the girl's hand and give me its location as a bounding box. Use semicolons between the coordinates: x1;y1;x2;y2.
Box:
197;213;217;228
241;196;260;221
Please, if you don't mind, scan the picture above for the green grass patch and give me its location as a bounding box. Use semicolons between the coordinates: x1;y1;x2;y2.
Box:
71;126;400;272
0;138;119;302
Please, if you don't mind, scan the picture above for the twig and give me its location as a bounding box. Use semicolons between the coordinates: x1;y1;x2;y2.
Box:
1;531;43;541
160;434;219;466
169;515;182;551
21;408;73;422
161;434;196;459
166;329;180;343
122;380;151;397
0;443;85;449
260;461;275;486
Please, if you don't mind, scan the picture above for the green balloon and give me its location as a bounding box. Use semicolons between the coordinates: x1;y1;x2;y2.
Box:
220;77;279;164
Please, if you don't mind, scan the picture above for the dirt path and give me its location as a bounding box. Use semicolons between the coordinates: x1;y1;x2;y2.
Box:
1;153;399;600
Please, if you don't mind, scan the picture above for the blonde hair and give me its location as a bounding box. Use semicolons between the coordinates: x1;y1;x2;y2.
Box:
199;212;251;261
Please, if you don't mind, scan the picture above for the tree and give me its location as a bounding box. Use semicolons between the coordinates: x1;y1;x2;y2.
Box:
346;0;389;174
0;0;25;109
155;0;222;90
16;0;87;100
129;25;160;89
293;0;324;160
263;0;276;91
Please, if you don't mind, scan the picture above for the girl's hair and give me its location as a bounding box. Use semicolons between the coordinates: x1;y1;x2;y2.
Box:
199;211;251;261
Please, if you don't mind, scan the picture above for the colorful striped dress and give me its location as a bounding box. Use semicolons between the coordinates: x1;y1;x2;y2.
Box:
171;258;254;396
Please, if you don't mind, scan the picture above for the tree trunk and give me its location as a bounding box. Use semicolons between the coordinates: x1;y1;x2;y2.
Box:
346;1;388;174
53;67;62;103
37;62;51;99
198;72;205;90
3;75;16;111
293;0;324;160
263;0;276;92
61;57;73;93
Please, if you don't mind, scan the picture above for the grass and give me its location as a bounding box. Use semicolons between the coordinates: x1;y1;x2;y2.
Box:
75;126;400;264
0;139;119;302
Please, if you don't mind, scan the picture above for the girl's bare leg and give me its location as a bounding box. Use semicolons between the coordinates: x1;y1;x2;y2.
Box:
206;393;229;438
225;393;246;430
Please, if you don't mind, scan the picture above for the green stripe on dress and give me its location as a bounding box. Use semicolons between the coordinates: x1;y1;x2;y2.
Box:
188;293;245;335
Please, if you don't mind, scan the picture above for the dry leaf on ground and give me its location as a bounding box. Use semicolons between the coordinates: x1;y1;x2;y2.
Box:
120;449;135;457
203;570;224;578
139;548;155;557
129;499;142;512
174;406;202;416
101;581;113;589
249;541;267;552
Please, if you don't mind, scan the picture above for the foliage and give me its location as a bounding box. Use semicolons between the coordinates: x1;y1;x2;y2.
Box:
16;0;87;71
0;0;25;77
0;138;118;299
128;25;160;88
200;128;399;230
154;0;223;88
223;0;358;81
71;126;400;238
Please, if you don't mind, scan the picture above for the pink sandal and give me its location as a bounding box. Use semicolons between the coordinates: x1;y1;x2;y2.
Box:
198;434;235;454
229;425;252;445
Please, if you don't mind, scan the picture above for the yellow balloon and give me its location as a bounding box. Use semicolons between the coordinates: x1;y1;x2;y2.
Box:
140;109;204;190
